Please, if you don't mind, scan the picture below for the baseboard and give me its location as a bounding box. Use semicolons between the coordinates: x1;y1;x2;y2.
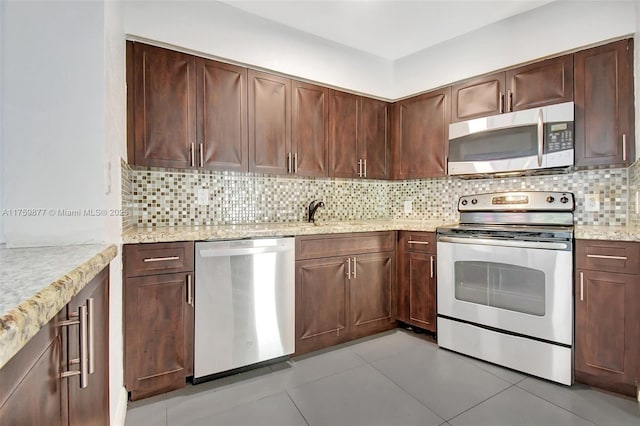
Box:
112;386;128;426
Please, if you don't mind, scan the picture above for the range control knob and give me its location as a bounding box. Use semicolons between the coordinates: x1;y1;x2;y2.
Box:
560;196;569;204
461;199;468;206
471;198;478;205
546;196;555;203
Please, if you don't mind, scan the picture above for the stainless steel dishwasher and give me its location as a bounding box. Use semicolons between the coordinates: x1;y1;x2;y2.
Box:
193;237;295;383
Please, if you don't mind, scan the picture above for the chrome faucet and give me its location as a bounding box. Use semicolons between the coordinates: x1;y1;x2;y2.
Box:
308;200;325;223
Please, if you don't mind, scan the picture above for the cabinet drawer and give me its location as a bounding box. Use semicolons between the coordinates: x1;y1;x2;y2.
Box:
124;242;194;277
401;231;436;253
575;240;639;275
296;232;395;260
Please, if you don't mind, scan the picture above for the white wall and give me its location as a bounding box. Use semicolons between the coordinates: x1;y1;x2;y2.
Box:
394;0;638;99
124;0;395;99
636;0;640;160
2;1;108;246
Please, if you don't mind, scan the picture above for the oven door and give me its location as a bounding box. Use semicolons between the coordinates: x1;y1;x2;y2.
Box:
437;236;573;345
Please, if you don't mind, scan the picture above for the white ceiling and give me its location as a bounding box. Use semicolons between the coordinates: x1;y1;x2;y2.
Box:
220;0;557;60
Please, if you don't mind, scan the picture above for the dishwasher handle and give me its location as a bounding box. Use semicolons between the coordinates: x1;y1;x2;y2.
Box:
199;244;292;258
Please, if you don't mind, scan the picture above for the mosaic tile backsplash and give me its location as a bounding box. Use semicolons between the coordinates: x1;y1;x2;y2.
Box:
629;159;640;228
122;164;634;228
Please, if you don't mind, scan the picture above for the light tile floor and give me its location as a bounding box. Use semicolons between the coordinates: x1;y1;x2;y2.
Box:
125;330;640;426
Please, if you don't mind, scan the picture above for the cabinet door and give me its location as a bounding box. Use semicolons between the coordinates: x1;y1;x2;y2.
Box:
575;269;640;396
130;42;197;168
360;97;390;179
394;87;450;179
197;59;248;172
349;252;396;339
507;54;573;111
451;72;505;122
125;273;191;400
292;81;328;177
295;257;348;355
405;252;436;332
0;311;65;426
574;39;635;167
329;90;359;178
67;268;110;426
248;70;291;174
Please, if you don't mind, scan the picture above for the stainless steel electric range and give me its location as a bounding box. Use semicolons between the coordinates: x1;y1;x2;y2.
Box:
436;191;575;385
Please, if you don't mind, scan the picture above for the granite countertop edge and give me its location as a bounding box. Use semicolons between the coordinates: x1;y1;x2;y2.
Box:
122;220;640;243
0;244;118;369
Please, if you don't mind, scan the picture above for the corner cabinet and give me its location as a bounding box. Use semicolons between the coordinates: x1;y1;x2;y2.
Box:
123;242;195;401
127;41;248;172
396;232;437;333
574;239;640;397
451;54;573;122
392;87;450;179
0;268;110;426
294;232;396;355
574;39;635;167
328;91;390;179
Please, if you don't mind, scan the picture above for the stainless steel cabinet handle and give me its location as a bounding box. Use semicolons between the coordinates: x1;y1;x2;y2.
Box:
187;274;194;307
537;108;544;167
293;152;298;174
143;256;180;263
407;241;430;245
430;256;434;279
508;90;513;112
87;298;95;374
586;254;628;260
287;153;292;174
499;92;504;113
622;134;627;162
346;258;351;279
60;304;89;388
357;159;363;177
199;143;204;168
580;272;584;301
363;159;367;178
352;257;357;279
190;143;195;167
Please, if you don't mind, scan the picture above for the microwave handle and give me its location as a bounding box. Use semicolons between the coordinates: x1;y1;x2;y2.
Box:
537;108;544;167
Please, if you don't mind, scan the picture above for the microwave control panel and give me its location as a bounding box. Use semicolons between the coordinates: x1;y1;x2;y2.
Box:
545;122;574;153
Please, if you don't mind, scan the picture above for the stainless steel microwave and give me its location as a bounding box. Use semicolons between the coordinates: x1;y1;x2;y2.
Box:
448;101;574;177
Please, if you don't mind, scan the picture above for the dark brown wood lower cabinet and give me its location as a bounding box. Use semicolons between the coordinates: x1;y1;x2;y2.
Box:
575;269;640;396
0;268;110;426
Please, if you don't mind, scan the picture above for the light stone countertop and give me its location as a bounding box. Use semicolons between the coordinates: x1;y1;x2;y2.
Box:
122;219;452;244
574;225;640;242
0;244;117;369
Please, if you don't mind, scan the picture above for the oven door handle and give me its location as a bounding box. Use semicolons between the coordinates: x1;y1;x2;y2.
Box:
438;236;570;250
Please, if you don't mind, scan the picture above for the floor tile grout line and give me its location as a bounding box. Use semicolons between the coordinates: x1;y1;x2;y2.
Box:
285;389;311;426
513;381;601;426
444;383;518;423
366;359;447;424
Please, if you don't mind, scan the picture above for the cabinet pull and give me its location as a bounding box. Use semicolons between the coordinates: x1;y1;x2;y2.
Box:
499;92;504;113
580;272;584;301
363;159;367;178
508;90;513;112
586;254;628;260
187;274;194;307
357;159;363;177
622;134;627;162
87;298;95;374
430;256;434;279
199;143;204;168
190;143;195;167
287;152;292;174
352;257;357;279
346;258;351;279
143;256;180;263
407;241;430;245
60;305;89;388
293;152;298;174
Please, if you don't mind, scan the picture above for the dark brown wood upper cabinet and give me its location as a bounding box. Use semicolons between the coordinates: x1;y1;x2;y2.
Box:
393;87;450;179
292;81;329;177
130;42;197;168
574;39;635;167
328;90;390;179
451;54;573;123
197;60;248;172
128;41;248;171
248;70;292;174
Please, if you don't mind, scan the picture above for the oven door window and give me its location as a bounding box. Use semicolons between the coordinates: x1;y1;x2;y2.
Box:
454;260;545;316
